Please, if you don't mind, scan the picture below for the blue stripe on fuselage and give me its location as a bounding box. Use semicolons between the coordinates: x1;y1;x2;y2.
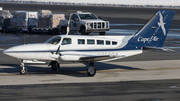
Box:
4;47;142;53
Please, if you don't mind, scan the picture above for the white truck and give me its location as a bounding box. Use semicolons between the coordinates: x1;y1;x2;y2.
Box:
59;11;109;35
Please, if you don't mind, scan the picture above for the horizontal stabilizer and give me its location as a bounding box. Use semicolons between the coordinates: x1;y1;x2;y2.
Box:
143;46;175;52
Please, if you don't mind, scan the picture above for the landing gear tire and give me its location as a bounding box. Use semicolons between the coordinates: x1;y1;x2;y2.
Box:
87;66;96;76
19;67;28;75
51;61;60;71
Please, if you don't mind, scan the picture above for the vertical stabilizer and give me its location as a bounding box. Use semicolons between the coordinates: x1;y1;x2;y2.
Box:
129;10;175;47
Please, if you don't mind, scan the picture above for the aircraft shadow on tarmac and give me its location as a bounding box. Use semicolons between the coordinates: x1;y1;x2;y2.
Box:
0;62;143;77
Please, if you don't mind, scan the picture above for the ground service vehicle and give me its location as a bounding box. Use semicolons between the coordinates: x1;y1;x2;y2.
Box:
59;11;109;35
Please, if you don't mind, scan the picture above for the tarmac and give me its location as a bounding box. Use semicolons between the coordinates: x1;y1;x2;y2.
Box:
0;59;180;85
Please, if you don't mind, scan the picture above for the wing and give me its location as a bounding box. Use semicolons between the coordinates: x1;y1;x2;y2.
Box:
80;55;116;61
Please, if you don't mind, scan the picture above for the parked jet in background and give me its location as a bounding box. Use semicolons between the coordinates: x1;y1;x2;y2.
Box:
3;10;175;76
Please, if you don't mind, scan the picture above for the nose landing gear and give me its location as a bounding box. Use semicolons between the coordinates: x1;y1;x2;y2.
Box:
19;62;28;75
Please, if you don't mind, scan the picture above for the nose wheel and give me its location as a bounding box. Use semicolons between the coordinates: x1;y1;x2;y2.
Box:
19;62;28;75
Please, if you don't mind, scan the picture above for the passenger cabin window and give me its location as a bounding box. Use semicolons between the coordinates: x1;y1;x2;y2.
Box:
87;39;95;44
112;41;117;45
97;40;104;45
78;39;85;44
61;38;72;45
45;36;61;45
106;41;110;45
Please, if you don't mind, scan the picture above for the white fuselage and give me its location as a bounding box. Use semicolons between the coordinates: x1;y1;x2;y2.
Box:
3;35;142;62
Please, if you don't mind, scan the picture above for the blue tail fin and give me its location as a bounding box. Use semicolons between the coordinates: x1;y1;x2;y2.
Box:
129;10;175;47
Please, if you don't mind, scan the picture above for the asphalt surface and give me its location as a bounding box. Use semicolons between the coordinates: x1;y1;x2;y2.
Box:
1;79;180;101
1;3;180;101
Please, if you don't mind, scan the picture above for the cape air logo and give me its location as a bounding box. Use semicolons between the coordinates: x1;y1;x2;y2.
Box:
138;36;159;43
158;12;166;36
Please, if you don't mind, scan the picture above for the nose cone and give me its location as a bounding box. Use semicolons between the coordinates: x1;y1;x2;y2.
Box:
3;47;15;57
3;49;7;54
3;43;50;59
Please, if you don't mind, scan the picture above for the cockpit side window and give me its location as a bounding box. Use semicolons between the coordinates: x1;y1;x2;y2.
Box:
61;38;72;45
45;36;61;45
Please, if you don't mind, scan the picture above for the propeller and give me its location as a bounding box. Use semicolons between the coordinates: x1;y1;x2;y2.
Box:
50;45;61;59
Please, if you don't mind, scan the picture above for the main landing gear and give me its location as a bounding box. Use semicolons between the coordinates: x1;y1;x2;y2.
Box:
87;61;96;76
19;62;28;75
49;61;60;72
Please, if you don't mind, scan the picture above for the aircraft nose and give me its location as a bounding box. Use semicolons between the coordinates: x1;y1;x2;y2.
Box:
3;48;14;57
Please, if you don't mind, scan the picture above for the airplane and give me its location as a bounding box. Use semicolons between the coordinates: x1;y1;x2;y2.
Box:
3;10;175;76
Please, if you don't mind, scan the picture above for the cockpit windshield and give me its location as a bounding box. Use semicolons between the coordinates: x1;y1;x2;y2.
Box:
45;36;61;45
79;14;98;20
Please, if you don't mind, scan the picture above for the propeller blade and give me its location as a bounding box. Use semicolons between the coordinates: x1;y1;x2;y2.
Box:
50;45;61;59
56;45;60;55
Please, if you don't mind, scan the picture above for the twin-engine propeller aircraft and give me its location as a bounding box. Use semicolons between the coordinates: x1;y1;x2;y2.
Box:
3;10;175;76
